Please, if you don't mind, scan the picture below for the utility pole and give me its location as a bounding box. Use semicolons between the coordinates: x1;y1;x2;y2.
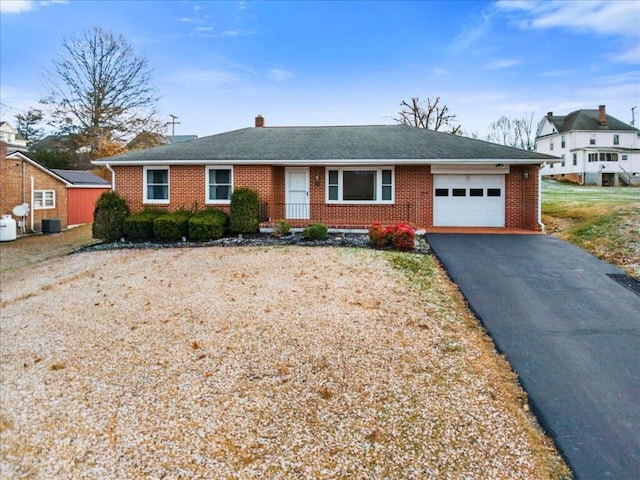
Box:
631;107;636;127
168;114;181;136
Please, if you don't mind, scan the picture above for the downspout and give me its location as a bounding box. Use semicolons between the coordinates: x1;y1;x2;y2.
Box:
537;165;545;233
30;176;35;232
21;159;26;204
105;163;115;190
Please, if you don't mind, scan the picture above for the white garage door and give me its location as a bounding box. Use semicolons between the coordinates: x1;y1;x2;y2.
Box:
433;174;505;227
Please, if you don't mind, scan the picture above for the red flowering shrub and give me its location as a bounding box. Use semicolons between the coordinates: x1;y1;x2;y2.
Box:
368;222;415;251
390;223;415;251
368;223;390;247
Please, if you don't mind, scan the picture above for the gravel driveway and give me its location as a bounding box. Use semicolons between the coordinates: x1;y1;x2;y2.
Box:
0;246;569;479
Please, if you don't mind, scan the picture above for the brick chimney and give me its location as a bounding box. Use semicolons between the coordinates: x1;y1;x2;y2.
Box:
255;115;265;128
598;105;606;126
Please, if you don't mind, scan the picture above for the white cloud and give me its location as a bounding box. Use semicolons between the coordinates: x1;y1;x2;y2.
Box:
495;0;640;37
537;69;571;78
432;67;449;76
165;69;248;90
552;102;584;113
449;11;494;52
0;0;34;13
484;59;521;69
267;69;293;81
498;103;539;112
0;0;66;13
609;44;640;65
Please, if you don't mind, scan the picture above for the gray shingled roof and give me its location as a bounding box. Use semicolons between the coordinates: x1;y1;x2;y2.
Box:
50;169;111;186
94;124;557;165
547;110;638;133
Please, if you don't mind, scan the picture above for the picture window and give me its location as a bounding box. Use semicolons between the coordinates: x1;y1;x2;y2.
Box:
326;168;394;203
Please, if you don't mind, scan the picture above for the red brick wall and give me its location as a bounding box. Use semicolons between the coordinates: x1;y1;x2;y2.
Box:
505;165;541;231
112;163;539;230
235;165;276;204
1;145;69;231
115;165;281;213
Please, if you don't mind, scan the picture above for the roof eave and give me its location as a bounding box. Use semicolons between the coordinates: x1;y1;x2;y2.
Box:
7;152;73;186
92;157;554;167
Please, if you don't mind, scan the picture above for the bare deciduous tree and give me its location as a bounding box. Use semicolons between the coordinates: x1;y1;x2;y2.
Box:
42;26;162;158
486;113;537;150
395;97;461;134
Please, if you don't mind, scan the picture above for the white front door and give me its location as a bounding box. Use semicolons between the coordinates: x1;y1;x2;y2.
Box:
285;168;310;219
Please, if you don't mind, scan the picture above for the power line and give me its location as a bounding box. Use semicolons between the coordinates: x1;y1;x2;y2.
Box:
0;102;30;121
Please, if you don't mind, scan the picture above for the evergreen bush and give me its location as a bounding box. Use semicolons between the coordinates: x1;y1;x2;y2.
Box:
92;191;130;241
123;209;164;241
153;210;191;242
188;209;229;241
272;219;291;237
303;223;328;241
230;188;260;234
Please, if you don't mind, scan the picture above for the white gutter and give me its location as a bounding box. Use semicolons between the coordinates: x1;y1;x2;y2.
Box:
91;158;556;167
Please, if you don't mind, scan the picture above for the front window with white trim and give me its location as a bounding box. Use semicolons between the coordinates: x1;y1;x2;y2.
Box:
326;167;394;203
34;190;55;209
144;167;169;204
206;166;233;203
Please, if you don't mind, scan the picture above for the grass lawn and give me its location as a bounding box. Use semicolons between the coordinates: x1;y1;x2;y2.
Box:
542;180;640;278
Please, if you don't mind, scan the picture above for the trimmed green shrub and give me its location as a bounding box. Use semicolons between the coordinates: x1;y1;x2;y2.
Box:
153;210;191;242
303;223;328;241
230;187;260;234
272;219;291;237
92;191;130;241
188;209;229;241
123;209;164;241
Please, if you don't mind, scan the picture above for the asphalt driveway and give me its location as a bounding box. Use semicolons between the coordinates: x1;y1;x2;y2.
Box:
427;234;640;480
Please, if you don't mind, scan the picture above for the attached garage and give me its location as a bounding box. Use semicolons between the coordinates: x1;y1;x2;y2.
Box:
433;174;505;227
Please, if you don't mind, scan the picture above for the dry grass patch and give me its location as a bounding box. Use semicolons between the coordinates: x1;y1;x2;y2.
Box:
1;247;570;479
0;224;99;274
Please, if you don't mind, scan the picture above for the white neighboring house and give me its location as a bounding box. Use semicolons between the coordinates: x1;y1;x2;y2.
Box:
536;105;640;186
0;122;28;152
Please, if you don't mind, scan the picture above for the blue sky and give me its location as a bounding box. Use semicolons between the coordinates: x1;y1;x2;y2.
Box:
1;0;639;139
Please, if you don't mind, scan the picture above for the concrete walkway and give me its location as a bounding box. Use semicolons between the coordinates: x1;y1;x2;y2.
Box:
427;234;640;480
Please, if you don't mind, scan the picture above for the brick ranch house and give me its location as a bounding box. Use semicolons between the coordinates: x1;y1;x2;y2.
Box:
1;143;111;232
93;116;560;232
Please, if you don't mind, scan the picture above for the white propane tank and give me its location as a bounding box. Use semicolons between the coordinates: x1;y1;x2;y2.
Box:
0;214;17;242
